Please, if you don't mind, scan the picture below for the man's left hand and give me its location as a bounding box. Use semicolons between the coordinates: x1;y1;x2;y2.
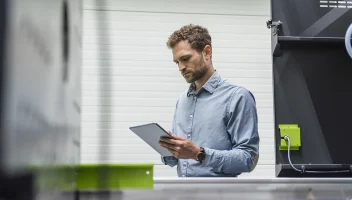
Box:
159;132;200;159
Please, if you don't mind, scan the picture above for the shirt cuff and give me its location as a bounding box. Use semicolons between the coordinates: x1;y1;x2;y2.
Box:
161;156;178;167
201;147;219;166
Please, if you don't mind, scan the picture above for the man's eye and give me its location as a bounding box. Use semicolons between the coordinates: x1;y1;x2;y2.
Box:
182;57;189;61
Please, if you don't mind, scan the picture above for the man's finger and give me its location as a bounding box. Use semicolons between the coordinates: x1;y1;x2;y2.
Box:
172;135;186;141
159;140;178;151
159;141;182;158
166;130;177;139
166;148;179;158
165;130;185;140
160;138;181;145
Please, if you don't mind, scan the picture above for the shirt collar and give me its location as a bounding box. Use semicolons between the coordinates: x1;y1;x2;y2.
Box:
188;71;221;95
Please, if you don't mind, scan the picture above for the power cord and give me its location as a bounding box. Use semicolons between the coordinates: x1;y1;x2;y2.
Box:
283;135;351;173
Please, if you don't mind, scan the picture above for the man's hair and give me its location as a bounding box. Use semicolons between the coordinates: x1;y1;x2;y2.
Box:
166;24;212;52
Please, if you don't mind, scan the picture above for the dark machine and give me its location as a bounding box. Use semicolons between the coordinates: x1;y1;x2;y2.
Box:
0;0;82;199
268;0;352;177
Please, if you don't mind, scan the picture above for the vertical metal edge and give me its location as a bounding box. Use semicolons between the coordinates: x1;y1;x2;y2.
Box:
0;0;7;175
269;0;281;177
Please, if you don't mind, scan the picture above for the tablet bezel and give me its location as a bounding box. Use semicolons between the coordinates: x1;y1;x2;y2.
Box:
129;123;174;157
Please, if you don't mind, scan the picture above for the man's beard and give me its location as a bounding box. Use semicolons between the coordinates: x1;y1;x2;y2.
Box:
184;58;208;83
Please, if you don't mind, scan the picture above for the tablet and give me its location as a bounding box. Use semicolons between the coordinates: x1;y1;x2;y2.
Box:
129;123;173;157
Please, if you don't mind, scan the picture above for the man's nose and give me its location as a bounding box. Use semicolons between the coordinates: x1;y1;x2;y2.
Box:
178;63;186;71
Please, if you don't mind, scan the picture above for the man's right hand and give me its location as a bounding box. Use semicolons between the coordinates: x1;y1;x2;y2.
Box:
159;131;200;160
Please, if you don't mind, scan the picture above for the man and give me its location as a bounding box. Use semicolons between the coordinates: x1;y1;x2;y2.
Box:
159;24;260;177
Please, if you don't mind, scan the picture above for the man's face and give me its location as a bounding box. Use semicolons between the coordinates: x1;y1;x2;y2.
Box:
172;41;208;83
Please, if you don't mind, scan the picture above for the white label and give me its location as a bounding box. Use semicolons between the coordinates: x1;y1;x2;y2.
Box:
320;0;352;8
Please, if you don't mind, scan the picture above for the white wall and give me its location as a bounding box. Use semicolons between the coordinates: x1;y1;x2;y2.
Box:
81;0;275;177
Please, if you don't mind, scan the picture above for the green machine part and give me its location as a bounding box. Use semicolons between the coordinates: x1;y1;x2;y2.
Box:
29;163;154;191
279;124;301;151
76;164;154;190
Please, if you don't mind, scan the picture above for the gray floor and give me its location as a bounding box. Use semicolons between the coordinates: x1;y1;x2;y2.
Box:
38;178;352;200
77;178;352;200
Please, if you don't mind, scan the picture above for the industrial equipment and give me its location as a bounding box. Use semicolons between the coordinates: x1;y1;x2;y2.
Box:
268;0;352;177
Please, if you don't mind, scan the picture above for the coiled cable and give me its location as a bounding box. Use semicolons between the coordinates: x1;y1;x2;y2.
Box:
284;135;351;173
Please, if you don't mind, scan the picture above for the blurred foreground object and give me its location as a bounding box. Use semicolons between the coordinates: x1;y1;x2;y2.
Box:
0;0;82;199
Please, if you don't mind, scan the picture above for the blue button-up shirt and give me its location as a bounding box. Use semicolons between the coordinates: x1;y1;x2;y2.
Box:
162;71;260;177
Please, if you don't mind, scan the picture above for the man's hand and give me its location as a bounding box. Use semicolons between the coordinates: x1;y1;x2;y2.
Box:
159;131;200;159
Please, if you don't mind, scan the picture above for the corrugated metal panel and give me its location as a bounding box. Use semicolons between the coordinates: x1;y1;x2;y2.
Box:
83;0;270;16
81;0;274;177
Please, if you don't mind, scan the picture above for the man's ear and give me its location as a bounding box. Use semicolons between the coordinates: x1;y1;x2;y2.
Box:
203;45;212;60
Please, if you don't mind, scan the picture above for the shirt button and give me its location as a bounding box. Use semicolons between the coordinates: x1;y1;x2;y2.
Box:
190;115;193;118
188;134;191;137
